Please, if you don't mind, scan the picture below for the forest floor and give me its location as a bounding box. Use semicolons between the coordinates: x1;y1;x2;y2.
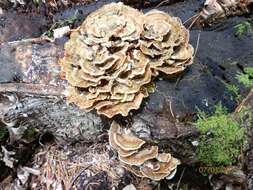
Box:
0;0;253;189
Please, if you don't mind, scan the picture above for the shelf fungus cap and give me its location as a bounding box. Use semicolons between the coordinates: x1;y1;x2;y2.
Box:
109;121;146;152
156;153;172;163
119;146;159;166
81;2;144;42
109;121;158;165
109;121;180;181
140;156;181;181
109;122;181;181
60;2;194;118
141;10;194;75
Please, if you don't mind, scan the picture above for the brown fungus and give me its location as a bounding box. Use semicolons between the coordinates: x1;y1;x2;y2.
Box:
140;156;181;181
119;146;159;166
109;121;146;152
109;121;181;181
60;2;194;118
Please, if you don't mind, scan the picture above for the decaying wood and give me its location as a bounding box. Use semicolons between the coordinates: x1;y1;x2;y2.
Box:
0;0;253;188
0;83;64;96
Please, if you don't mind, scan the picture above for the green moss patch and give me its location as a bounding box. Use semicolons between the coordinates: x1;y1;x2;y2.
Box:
195;103;246;166
236;67;253;88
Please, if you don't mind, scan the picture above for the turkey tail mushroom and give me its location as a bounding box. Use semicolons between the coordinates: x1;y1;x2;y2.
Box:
109;121;181;181
60;2;194;118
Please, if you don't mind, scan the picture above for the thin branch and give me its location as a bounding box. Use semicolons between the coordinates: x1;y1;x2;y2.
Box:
188;13;201;30
176;168;186;190
2;36;54;45
234;88;253;113
68;165;91;190
155;0;169;8
183;13;199;25
169;99;175;118
0;83;64;96
193;32;201;60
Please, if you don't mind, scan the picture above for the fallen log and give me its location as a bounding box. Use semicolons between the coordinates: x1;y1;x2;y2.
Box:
0;0;253;188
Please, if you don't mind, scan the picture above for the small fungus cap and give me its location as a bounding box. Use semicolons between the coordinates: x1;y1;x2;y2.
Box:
140;156;181;181
119;146;159;166
109;121;146;152
60;2;194;118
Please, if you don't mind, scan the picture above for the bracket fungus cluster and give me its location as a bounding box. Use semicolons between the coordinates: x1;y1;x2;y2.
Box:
109;121;181;181
60;2;194;118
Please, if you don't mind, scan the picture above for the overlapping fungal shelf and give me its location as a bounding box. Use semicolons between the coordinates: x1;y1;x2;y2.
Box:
60;2;194;118
109;121;181;181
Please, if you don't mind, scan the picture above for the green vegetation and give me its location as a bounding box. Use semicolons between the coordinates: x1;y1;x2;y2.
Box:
234;19;253;37
144;82;156;93
224;83;241;102
33;0;40;6
43;15;77;38
236;67;253;88
224;66;253;102
195;103;246;166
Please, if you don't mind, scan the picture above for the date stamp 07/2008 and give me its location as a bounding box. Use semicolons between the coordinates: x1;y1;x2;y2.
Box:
197;166;236;175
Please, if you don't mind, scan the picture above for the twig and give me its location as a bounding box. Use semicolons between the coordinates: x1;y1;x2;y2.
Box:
234;88;253;113
188;13;201;30
174;74;183;89
0;83;64;96
155;0;169;8
183;14;199;25
169;99;175;118
68;165;91;190
176;168;186;190
2;36;54;45
193;32;201;60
